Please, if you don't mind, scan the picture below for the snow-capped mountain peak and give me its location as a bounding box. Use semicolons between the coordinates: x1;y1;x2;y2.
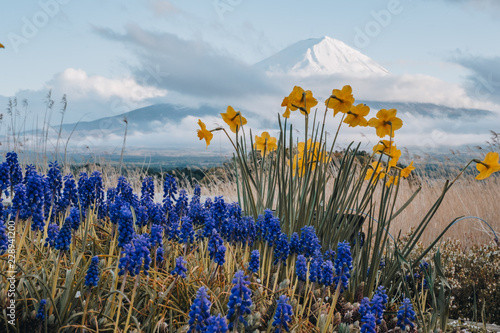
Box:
256;36;388;76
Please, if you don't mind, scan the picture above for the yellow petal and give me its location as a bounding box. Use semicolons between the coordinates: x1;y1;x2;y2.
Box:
391;117;403;130
476;152;500;180
401;161;415;178
386;108;398;119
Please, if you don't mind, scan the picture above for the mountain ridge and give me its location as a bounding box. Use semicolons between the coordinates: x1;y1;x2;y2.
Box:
255;36;388;76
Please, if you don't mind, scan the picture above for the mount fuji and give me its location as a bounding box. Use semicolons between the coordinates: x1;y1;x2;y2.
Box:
255;36;388;76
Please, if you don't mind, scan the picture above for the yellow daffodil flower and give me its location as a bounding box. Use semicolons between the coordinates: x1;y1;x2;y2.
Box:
373;140;395;155
476;152;500;180
281;96;296;118
386;175;400;187
325;85;355;116
365;162;385;184
221;106;247;133
282;86;317;117
368;108;403;138
387;148;402;170
197;119;213;148
343;103;370;127
401;161;415;178
253;131;277;157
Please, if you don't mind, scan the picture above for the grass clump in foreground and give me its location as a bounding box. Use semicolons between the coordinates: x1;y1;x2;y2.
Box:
0;85;498;332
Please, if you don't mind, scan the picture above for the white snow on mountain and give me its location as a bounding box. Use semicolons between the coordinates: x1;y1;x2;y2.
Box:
255;36;389;76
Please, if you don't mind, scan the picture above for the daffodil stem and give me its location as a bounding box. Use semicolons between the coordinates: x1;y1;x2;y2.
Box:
332;113;346;148
450;160;475;186
221;128;238;152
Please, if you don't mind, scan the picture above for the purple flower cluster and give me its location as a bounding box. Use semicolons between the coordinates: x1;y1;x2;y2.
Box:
248;249;260;273
188;286;212;333
272;295;293;333
6;152;22;187
44;223;60;248
36;299;47;320
397;298;416;330
333;241;353;292
171;256;188;278
295;255;308;282
54;215;73;251
118;205;135;248
119;234;151;277
226;271;252;330
0;162;11;196
358;286;389;332
85;256;100;288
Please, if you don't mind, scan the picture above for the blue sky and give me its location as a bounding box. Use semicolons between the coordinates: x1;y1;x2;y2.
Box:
1;0;499;151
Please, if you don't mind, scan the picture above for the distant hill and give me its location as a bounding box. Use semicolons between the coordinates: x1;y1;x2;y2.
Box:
60;103;218;133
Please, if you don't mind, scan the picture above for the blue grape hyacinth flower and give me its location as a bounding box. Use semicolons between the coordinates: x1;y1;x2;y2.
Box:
360;312;376;333
54;215;72;252
150;223;164;248
0;162;11;196
117;205;135;248
226;270;252;330
296;254;308;282
44;223;59;248
171;256;188;279
36;299;47;320
118;234;151;277
375;285;388;305
300;226;321;258
321;260;334;287
188;286;212;333
309;251;323;284
273;232;290;265
214;245;226;267
156;245;165;264
248;249;260;273
85;256;100;288
206;314;228;333
272;295;293;333
180;216;195;245
333;241;353;292
6;151;22;187
359;297;371;320
397;298;416;330
61;174;78;208
370;294;385;325
289;232;302;255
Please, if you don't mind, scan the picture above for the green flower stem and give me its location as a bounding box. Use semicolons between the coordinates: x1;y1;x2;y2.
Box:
322;282;342;333
123;274;140;332
50;251;62;305
114;271;128;332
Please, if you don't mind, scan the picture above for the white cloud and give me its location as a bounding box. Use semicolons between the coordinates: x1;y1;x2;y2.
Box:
49;68;167;101
264;73;500;113
95;25;279;98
